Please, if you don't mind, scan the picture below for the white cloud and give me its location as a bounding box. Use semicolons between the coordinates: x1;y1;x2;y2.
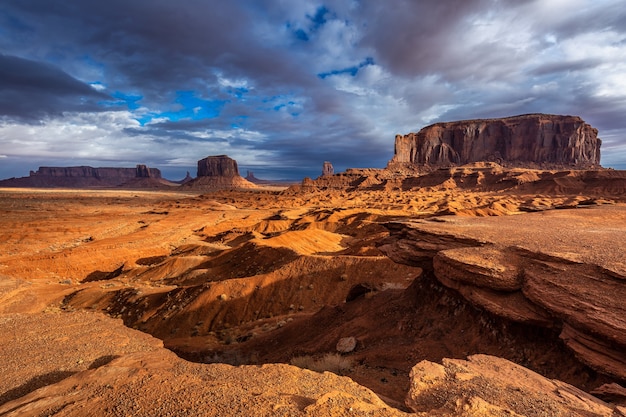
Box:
216;72;251;89
90;82;107;92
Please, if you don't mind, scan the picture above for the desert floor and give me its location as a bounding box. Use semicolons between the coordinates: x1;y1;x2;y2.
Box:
1;185;625;416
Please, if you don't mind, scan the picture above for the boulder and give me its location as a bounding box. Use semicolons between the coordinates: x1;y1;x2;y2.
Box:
389;114;601;169
336;336;357;353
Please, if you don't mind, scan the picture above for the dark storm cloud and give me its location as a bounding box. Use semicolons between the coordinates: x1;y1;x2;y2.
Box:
0;54;109;120
355;0;497;78
0;0;625;180
2;0;317;98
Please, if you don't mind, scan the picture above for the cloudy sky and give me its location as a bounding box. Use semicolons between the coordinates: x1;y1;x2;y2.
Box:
1;0;625;180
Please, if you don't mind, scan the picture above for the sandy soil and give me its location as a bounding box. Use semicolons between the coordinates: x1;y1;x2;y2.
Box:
1;182;625;415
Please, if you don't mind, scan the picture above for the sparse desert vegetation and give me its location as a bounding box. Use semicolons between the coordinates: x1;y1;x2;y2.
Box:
290;353;353;375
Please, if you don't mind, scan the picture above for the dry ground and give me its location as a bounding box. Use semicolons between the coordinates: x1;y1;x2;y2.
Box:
1;185;625;415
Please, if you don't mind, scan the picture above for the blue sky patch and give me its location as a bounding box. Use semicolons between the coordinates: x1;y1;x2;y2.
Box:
318;57;375;79
99;91;143;110
143;91;226;124
289;5;331;42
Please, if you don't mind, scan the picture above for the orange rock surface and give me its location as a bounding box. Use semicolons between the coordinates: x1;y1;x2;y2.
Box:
1;174;625;415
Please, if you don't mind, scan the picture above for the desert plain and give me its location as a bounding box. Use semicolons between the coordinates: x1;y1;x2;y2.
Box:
1;164;626;416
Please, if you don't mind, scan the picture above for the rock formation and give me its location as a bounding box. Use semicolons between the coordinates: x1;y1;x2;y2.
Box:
322;161;334;176
135;164;154;178
407;355;619;415
0;165;164;187
245;170;258;182
389;114;602;169
175;171;194;184
185;155;256;189
197;155;239;178
33;165;162;180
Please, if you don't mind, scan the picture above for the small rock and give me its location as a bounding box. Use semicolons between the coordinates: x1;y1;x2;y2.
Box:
336;336;357;353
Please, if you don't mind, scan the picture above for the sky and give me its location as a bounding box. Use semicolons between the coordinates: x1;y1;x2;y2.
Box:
1;0;625;181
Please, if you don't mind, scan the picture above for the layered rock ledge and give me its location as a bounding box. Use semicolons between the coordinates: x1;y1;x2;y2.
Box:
379;205;626;381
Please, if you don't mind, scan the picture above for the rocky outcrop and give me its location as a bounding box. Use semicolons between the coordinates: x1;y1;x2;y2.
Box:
322;161;334;177
407;355;620;415
294;164;626;198
185;155;256;189
389;114;602;169
380;206;626;381
245;170;259;183
176;171;194;184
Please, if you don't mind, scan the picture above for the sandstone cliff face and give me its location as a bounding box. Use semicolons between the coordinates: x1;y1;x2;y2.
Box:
197;155;239;177
390;114;601;169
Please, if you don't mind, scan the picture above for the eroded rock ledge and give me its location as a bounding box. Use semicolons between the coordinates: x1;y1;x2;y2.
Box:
379;205;626;381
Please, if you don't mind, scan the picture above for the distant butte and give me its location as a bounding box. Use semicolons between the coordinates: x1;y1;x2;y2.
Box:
389;114;601;170
0;164;172;188
184;155;256;189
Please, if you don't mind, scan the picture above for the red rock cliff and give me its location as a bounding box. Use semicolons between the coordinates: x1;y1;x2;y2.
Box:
390;114;601;169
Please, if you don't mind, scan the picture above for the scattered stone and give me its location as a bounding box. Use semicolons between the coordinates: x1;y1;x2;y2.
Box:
336;337;357;353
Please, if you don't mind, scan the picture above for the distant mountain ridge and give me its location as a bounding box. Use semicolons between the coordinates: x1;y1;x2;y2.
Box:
0;164;172;188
